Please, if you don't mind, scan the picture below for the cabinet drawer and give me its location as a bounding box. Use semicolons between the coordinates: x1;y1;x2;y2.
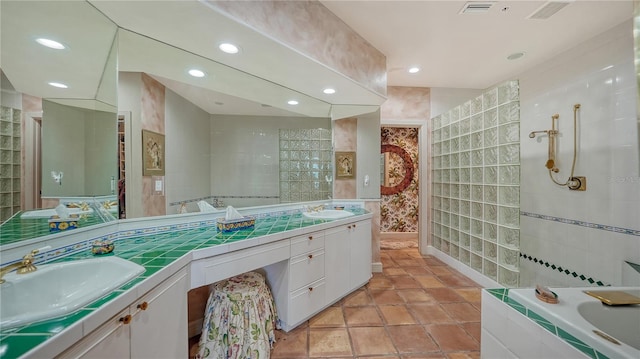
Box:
289;278;326;325
290;231;324;256
290;249;325;290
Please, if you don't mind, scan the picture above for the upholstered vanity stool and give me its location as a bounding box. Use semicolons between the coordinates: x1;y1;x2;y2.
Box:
196;271;278;359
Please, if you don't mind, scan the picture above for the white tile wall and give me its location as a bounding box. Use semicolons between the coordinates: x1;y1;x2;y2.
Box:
518;20;640;287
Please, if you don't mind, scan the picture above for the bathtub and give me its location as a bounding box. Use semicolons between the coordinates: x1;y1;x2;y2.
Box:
508;287;640;359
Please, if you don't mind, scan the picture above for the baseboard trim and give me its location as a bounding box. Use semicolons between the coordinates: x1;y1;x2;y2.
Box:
425;245;501;288
372;262;383;273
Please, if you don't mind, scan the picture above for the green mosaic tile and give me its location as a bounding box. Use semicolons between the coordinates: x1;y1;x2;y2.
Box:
144;256;177;267
16;309;93;334
0;334;52;359
526;309;553;326
84;291;124;310
505;298;526;315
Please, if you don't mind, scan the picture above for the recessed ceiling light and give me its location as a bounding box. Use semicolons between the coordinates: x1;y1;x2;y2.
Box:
48;82;68;89
219;43;239;54
507;52;525;60
408;67;420;74
188;69;205;78
287;100;299;105
36;38;65;50
323;88;336;94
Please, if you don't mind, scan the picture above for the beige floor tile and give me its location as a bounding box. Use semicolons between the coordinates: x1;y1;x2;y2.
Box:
344;306;383;326
461;322;481;343
424;288;466;303
384;267;409;276
271;327;308;358
409;304;455;324
387;325;439;353
454;288;482;303
308;328;352;357
343;289;374;307
390;275;422;289
397;289;437;304
349;327;397;356
379;305;417;325
446;352;481;359
370;289;405;305
309;306;346;328
427;324;479;352
368;275;394;289
440;303;481;323
413;275;445;288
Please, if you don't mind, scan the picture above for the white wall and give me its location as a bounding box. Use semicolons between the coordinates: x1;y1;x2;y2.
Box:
519;20;640;287
356;109;381;200
117;72;143;218
165;89;211;213
210;115;330;207
430;87;483;118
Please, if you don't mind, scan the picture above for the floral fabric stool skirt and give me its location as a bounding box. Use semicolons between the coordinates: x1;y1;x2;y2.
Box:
197;272;278;359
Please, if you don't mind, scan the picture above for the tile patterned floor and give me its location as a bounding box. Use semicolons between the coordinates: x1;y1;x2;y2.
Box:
270;247;482;359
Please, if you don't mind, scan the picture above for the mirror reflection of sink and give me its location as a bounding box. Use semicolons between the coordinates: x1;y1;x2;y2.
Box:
20;207;94;219
302;209;355;220
0;256;145;329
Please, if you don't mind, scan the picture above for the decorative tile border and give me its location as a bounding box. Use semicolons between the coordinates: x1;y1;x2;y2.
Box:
486;288;610;359
6;203;366;266
519;252;609;287
521;211;640;236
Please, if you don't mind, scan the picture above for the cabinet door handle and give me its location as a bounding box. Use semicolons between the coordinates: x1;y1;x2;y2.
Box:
119;314;132;325
353;224;357;228
308;236;313;240
347;225;352;229
308;254;313;259
137;301;149;311
308;287;314;292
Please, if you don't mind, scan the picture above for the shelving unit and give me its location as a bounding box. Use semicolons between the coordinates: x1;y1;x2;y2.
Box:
0;106;22;223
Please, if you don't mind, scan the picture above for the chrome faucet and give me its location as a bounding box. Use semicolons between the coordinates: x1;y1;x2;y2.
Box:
0;249;41;284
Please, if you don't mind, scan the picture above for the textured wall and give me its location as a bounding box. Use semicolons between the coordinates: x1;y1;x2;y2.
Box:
209;0;387;96
141;74;166;217
380;127;419;232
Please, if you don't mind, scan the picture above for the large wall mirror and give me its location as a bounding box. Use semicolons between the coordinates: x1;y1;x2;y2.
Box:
0;1;384;248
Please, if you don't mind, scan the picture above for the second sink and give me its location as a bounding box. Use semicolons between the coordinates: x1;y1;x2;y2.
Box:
302;209;355;220
0;256;145;330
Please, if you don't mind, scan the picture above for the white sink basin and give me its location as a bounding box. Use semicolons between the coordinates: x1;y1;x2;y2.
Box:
20;207;93;219
0;256;145;329
302;209;355;220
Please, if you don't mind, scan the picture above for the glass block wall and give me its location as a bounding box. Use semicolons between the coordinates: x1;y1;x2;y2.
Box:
0;106;21;223
279;128;332;203
431;81;521;287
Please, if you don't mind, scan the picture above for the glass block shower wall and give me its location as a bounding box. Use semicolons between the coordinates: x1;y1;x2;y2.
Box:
430;81;521;287
0;106;21;222
279;128;332;203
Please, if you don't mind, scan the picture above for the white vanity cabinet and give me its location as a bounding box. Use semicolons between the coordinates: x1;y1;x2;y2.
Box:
56;268;189;359
325;219;372;303
287;232;327;327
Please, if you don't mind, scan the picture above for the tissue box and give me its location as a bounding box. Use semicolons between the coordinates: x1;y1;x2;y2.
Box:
48;214;80;232
216;216;255;233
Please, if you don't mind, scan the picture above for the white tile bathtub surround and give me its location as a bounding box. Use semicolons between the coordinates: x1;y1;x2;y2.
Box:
518;20;640;287
481;290;592;359
431;80;521;287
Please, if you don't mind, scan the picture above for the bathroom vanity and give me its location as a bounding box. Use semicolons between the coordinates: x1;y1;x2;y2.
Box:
0;202;373;359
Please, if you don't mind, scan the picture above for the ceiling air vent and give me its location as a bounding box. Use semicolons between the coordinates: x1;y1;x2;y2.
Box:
528;1;572;20
459;2;495;14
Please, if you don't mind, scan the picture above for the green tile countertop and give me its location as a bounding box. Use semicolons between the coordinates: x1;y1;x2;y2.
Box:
0;208;369;359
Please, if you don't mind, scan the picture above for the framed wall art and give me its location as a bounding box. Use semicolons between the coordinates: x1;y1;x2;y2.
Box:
142;129;165;176
335;151;356;179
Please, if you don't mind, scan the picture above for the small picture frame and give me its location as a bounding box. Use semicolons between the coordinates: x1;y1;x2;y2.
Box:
335;151;356;179
142;130;165;176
